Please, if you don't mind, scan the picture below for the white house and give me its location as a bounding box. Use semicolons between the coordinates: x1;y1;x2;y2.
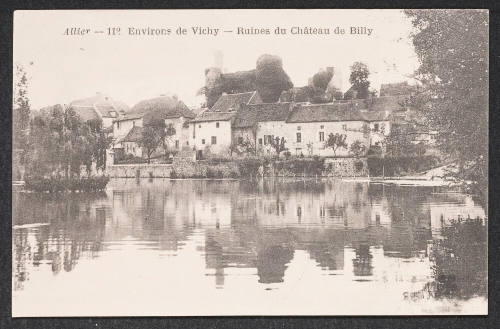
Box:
231;102;295;155
190;91;261;158
284;102;372;157
112;95;195;161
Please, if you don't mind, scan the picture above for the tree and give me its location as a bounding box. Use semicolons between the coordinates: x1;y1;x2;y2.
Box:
404;10;488;204
13;64;31;152
24;105;111;178
384;123;426;158
349;140;366;158
230;137;255;156
88;118;113;171
148;119;176;161
349;62;370;99
269;136;287;159
138;126;162;164
325;133;348;157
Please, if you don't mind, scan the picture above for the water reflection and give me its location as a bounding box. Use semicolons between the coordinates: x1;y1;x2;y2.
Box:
12;178;487;315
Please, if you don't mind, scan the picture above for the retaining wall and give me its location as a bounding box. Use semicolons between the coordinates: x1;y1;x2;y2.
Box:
107;164;173;178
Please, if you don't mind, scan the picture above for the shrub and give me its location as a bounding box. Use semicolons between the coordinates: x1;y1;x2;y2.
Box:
355;160;364;172
367;155;440;176
116;154;147;164
25;175;110;192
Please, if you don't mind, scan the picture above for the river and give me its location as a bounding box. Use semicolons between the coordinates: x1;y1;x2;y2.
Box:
12;178;487;316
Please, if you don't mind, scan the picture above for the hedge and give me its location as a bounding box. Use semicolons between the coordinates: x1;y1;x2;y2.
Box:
25;176;110;192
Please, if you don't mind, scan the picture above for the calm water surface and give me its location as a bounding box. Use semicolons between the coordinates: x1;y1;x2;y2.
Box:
12;178;487;316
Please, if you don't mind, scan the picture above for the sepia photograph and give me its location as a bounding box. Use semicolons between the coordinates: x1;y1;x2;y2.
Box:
12;9;488;316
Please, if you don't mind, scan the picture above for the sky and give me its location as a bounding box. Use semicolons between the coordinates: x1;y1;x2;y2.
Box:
14;9;420;110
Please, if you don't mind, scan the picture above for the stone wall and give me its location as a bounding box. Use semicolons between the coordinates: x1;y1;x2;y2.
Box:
107;164;173;178
171;158;239;178
106;157;368;179
323;157;368;177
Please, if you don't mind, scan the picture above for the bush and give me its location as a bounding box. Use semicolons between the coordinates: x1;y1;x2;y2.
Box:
25;175;110;192
116;153;147;164
355;160;364;172
367;155;440;176
236;157;265;177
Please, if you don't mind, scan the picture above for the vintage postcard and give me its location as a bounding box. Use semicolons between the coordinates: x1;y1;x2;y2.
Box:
12;9;488;316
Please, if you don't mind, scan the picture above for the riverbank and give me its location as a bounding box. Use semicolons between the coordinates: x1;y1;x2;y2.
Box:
106;157;369;179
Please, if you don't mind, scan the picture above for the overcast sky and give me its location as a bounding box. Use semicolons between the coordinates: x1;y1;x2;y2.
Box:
14;9;419;110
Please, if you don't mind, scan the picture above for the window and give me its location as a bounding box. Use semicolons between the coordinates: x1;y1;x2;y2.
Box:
202;139;205;145
319;131;324;142
216;122;220;128
342;124;347;130
374;123;379;132
296;132;301;143
258;138;263;146
175;140;179;149
264;135;273;145
297;126;301;131
132;121;135;127
186;141;189;145
199;124;201;128
238;136;243;144
320;125;324;129
117;122;121;129
211;136;217;145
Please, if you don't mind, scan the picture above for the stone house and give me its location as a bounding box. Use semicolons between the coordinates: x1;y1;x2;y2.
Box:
284;102;372;157
112;95;195;160
120;126;144;158
189;91;261;158
232;102;295;155
190;94;403;158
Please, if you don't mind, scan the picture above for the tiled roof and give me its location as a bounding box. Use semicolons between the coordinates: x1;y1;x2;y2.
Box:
210;91;257;112
364;96;407;112
286;103;367;123
130;96;196;123
233;102;294;128
69;93;129;118
362;110;392;121
120;126;143;143
68;105;100;122
190;111;236;123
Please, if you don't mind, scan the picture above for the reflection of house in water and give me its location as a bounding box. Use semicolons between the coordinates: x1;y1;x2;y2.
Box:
352;244;373;276
241;179;373;229
204;224;295;286
291;228;345;271
12;193;108;290
108;180;241;252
